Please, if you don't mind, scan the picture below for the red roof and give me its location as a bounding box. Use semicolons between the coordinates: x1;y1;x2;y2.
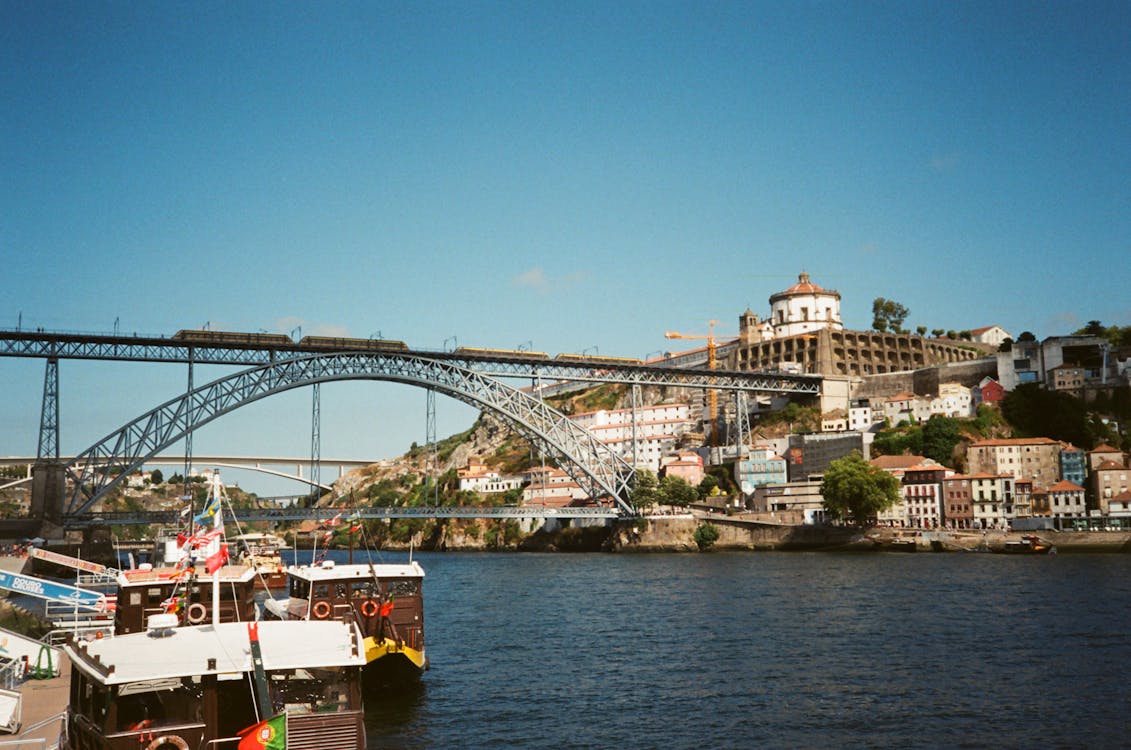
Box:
769;272;840;301
1048;480;1085;492
870;455;930;470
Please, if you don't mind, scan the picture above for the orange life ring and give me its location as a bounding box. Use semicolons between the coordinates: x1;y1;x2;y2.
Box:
186;603;207;625
146;735;189;750
312;600;332;619
361;599;378;618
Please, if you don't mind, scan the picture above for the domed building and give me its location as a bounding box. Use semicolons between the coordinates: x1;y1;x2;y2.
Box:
768;272;843;338
729;272;994;378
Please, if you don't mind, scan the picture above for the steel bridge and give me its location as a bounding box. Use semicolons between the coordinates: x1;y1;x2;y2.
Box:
66;505;620;527
0;329;822;530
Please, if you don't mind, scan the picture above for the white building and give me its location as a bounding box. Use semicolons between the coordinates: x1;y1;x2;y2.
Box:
970;474;1016;530
929;382;973;418
570;403;694;471
849;400;876;432
970;325;1011;348
767;272;844;339
457;458;524;495
521;467;589;507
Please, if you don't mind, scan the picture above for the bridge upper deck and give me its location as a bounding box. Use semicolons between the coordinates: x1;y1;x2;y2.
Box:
0;329;821;394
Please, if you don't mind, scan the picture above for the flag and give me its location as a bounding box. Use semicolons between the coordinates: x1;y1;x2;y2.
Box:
184;528;223;550
237;713;286;750
179;504;191;520
327;512;342;527
321;530;334;542
205;544;229;574
348;523;362;534
193;493;222;527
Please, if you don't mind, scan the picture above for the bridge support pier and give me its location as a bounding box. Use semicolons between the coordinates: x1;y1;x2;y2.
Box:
30;461;67;539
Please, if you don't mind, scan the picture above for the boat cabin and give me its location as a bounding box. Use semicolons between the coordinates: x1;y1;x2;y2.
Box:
63;619;367;750
262;560;426;680
113;564;257;635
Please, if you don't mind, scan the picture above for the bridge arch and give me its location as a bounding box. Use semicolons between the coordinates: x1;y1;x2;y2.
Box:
63;352;637;517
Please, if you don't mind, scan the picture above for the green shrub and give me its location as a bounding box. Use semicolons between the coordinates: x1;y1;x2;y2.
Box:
693;522;720;550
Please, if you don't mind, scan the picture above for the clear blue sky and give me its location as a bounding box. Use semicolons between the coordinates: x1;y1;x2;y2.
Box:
2;2;1128;493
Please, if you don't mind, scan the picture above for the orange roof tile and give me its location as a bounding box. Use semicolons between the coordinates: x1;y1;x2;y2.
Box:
1048;480;1085;492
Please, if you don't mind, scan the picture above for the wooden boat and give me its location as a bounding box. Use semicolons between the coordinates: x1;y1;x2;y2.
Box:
231;532;289;590
263;559;427;684
1001;534;1055;554
112;563;257;635
61;618;367;750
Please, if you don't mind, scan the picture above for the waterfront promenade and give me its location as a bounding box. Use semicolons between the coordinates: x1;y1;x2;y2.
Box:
0;554;69;746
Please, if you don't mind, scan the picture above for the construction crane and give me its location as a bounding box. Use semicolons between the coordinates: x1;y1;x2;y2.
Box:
664;320;736;444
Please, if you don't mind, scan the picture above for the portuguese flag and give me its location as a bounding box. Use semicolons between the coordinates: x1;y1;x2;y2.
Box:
237;713;286;750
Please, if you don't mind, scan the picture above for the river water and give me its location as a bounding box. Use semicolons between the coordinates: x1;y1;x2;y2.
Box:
323;550;1131;749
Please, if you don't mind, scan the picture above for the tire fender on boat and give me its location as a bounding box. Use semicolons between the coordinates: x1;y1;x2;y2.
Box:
146;735;190;750
186;603;208;625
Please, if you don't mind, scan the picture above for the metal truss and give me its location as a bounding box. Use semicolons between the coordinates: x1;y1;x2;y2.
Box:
62;352;640;518
66;505;621;527
0;331;822;395
38;358;59;460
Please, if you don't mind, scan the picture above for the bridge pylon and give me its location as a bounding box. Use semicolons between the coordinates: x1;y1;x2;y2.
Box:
30;460;67;539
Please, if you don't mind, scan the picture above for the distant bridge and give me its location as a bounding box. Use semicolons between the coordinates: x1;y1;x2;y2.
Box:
0;454;373;491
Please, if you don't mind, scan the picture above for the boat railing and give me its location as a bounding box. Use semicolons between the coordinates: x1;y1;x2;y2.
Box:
43;623;113;647
0;708;65;748
205;737;244;747
0;663;23;692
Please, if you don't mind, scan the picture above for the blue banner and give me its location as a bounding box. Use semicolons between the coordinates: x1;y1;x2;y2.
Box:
0;569;105;610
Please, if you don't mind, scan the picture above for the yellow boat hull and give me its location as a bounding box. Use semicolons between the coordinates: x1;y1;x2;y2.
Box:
362;636;427;673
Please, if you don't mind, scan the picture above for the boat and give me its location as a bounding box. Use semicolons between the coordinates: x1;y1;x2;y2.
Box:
231;532;289;590
263;559;427;684
1001;534;1055;554
60;617;367;750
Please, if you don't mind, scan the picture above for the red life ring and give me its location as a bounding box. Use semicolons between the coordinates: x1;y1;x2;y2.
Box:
312;600;332;619
360;599;378;618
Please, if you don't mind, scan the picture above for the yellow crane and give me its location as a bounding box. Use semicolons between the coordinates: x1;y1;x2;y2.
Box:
664;320;735;444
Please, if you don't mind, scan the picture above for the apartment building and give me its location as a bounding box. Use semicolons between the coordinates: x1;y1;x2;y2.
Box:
966;437;1062;489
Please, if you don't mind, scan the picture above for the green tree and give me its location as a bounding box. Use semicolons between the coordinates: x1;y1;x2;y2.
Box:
916;326;927;336
872;298;910;334
630;469;660;511
921;416;961;465
149;468;163;485
820;452;900;526
697;474;719;500
931;329;945;338
1017;331;1037;342
658;474;697;507
1001;383;1091;447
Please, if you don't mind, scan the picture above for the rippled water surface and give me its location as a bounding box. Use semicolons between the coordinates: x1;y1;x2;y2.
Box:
318;550;1131;749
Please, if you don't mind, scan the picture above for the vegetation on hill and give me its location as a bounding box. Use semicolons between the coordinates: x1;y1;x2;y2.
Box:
1002;383;1125;449
1074;320;1131;347
870;407;1006;469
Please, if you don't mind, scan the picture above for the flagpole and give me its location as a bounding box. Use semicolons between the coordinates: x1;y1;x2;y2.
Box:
212;471;222;626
